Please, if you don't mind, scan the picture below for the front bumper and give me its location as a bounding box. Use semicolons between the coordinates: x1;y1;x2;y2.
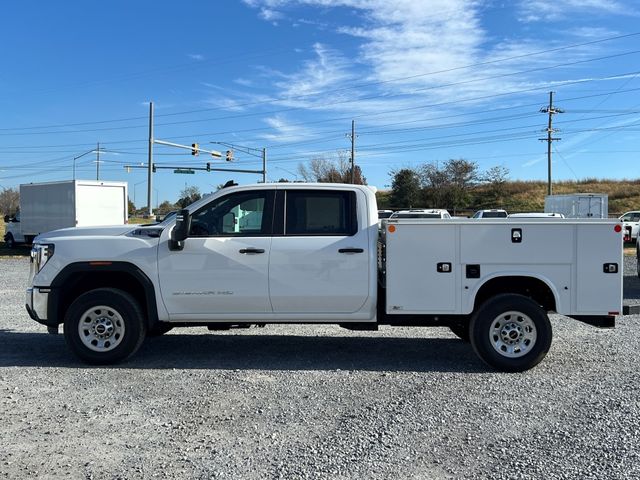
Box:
25;287;57;327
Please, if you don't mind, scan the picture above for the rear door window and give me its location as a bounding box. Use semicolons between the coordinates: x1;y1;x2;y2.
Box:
284;190;357;236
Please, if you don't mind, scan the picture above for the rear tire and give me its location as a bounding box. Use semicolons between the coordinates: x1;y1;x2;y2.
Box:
5;233;15;249
63;288;146;364
470;294;552;372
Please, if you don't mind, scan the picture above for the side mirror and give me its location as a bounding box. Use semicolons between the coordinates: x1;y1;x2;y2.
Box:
169;209;191;251
3;215;9;223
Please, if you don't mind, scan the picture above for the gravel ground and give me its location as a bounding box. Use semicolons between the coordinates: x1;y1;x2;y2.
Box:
1;256;639;479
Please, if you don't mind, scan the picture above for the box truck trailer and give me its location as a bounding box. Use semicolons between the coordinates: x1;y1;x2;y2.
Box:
4;180;128;247
544;193;608;219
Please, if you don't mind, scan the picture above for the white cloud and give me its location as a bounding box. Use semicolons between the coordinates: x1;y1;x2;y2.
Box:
188;53;204;61
259;115;316;142
517;0;633;22
274;43;356;98
238;0;636;128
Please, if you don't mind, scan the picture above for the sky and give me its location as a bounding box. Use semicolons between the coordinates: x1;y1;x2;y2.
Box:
1;0;639;208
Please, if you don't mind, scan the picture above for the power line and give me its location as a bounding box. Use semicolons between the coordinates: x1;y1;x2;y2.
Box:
3;31;638;133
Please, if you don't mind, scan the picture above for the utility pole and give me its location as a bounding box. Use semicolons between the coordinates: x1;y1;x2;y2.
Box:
262;148;267;183
96;142;100;181
539;92;564;196
347;120;356;184
147;102;154;217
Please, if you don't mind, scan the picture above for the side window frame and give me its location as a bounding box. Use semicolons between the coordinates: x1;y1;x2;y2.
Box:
280;189;358;237
188;190;275;238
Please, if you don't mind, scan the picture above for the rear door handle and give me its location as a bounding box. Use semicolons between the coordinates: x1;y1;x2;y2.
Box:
239;248;265;254
338;248;364;254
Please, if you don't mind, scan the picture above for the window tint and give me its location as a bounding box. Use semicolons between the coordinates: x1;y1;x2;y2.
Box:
189;191;271;237
285;190;356;235
482;211;507;218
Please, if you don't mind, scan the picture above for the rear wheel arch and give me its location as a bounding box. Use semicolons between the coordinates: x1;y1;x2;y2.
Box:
473;275;558;313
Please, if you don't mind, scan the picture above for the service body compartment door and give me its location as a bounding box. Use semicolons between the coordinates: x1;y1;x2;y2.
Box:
575;223;622;314
385;223;458;313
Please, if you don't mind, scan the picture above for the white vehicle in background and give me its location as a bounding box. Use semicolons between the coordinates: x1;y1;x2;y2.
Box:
509;212;565;218
4;180;128;248
619;211;640;243
377;209;394;227
390;208;451;219
472;209;508;219
544;193;608;219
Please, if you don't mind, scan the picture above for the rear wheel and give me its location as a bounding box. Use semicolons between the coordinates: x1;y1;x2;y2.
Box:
4;233;15;249
63;288;146;364
470;294;552;372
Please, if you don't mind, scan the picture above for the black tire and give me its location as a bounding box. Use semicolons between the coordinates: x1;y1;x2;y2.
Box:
5;233;15;249
636;244;640;279
147;322;173;337
63;288;146;365
449;323;470;342
470;294;552;372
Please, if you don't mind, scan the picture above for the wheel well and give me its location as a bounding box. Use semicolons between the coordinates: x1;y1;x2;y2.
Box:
56;271;154;327
474;276;556;312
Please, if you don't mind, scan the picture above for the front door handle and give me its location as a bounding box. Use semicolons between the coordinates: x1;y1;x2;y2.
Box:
338;248;364;254
239;248;265;254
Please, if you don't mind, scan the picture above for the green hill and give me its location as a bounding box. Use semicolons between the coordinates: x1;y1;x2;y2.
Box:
377;179;640;216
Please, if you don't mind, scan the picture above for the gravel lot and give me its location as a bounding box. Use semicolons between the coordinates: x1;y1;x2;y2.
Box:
1;256;639;479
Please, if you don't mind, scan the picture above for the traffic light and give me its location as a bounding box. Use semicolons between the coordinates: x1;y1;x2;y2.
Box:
191;143;199;156
225;150;233;161
206;162;211;172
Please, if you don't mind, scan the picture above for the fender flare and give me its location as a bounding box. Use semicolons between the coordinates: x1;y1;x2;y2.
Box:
48;261;160;328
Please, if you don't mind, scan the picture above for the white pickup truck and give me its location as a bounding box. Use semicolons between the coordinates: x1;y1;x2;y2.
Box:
26;183;623;371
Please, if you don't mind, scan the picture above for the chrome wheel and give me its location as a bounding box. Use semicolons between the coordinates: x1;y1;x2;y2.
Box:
78;305;126;352
489;310;537;358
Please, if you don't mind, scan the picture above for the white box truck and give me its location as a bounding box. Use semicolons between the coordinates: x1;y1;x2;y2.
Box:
544;193;608;219
4;180;128;247
25;183;623;372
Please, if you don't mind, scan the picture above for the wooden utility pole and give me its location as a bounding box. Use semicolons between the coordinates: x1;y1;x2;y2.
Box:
539;92;564;196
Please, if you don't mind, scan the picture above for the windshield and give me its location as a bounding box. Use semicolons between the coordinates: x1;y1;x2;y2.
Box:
378;211;393;219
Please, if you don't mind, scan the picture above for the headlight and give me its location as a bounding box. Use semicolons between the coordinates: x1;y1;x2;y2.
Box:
30;243;55;274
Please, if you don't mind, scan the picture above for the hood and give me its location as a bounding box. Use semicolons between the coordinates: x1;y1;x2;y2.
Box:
34;224;137;242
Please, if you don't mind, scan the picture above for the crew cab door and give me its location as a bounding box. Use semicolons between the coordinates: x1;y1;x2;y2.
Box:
268;189;370;314
157;190;274;317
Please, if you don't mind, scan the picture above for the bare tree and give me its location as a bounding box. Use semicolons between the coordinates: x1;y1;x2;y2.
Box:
298;152;366;184
0;187;19;216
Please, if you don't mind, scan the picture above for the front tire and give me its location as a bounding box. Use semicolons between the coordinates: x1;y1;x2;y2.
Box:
470;294;552;372
63;288;146;364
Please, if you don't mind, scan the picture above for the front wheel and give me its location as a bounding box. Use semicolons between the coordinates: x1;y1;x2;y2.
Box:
63;288;146;364
470;294;552;372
